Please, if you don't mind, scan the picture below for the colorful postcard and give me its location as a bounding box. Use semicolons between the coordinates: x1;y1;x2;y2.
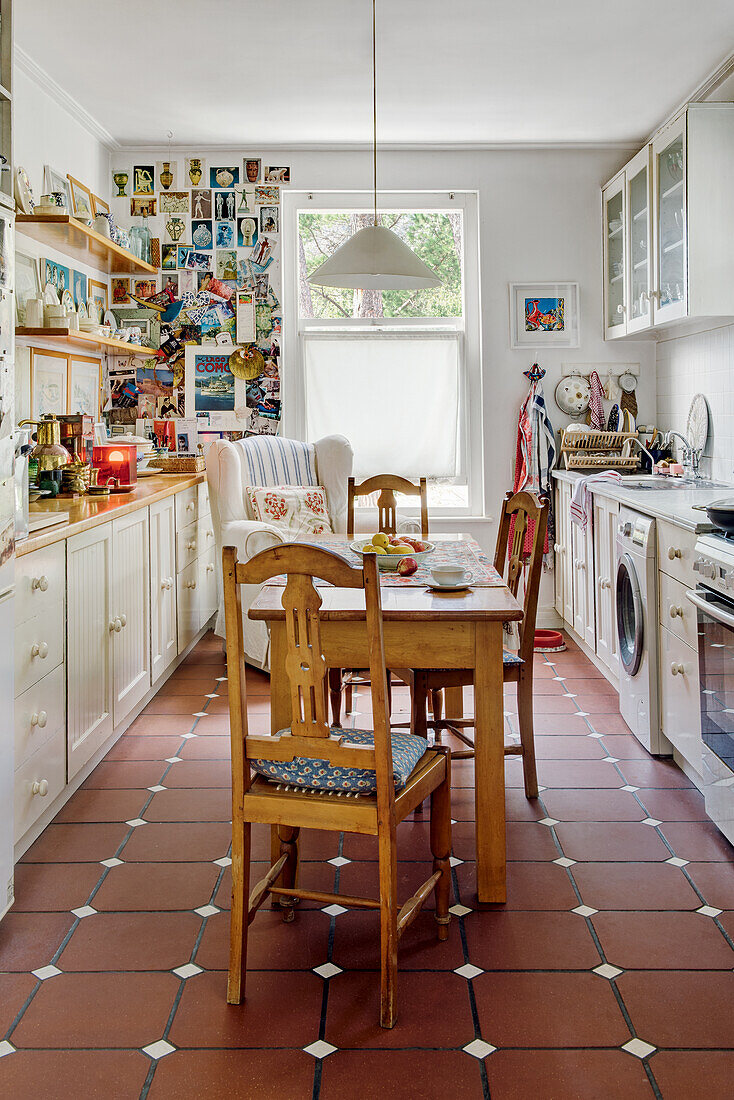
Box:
164;216;188;244
183;250;212;272
259;206;279;234
215;221;235;248
162;273;179;298
161;244;177;271
134;278;158;299
156;161;178;191
243;158;261;184
254;185;280;206
191;220;213;250
216;250;238;281
89;278;108;312
191;189;212;219
43;258;70;296
111;277;131;305
214;190;237;221
133;165;155;195
210;166;240;189
131;196;157;217
177;246;193;268
72;270;87;308
236;292;255;343
237;216;258;248
185;346;235;416
263;166;290;183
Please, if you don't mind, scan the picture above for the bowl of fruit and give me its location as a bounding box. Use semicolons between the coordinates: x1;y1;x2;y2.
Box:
350;532;434;576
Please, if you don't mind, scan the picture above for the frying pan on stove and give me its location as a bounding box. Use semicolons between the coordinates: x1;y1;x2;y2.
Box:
700;499;734;534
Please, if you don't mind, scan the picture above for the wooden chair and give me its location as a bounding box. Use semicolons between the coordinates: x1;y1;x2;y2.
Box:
329;475;429;726
347;474;429;539
409;491;549;798
223;542;452;1029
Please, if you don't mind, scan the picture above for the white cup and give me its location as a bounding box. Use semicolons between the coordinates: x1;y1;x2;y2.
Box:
430;564;472;587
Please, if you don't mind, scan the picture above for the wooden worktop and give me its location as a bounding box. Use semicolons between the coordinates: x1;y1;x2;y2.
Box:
17;473;206;557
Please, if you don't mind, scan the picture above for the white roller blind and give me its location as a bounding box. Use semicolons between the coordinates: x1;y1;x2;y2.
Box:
303;332;460;479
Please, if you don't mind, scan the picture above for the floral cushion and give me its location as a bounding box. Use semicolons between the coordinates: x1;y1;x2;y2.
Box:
246;484;333;539
503;649;524;666
252;727;427;794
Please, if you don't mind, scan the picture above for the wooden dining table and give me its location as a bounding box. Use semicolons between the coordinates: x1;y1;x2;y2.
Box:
248;533;523;904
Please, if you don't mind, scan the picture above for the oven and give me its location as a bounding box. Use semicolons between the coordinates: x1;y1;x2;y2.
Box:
686;580;734;844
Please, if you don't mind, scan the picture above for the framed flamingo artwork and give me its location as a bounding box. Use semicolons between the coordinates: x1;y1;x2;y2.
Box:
509;282;579;348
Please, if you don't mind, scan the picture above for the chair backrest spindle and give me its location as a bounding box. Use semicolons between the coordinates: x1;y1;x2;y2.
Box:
493;491;549;664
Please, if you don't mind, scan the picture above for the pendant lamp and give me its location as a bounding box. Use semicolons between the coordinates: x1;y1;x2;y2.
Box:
308;0;441;291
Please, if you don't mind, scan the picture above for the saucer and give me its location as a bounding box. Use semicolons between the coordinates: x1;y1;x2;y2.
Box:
426;580;472;592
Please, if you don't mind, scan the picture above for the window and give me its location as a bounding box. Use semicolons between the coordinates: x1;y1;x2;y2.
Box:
282;191;482;514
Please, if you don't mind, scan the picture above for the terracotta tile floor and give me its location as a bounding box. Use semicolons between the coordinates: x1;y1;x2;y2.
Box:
2;630;734;1098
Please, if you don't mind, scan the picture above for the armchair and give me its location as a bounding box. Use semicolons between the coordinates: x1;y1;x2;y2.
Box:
206;433;353;667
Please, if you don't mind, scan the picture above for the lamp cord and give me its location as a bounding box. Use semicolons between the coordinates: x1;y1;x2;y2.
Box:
372;0;377;226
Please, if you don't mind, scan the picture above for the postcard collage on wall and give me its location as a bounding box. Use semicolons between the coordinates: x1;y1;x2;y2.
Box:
108;156;289;442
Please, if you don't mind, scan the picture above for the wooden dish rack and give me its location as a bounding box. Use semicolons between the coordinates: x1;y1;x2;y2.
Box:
561;430;640;471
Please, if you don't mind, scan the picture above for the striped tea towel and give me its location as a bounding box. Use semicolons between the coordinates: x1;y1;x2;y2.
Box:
569;471;622;531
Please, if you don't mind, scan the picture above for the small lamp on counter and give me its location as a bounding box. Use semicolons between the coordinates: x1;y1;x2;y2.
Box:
92;444;138;493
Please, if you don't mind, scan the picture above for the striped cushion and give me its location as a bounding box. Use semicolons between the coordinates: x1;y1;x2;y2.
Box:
236;436;318;492
252;727;427;794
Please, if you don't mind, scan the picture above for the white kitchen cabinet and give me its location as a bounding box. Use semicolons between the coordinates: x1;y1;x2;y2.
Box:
111;510;150;727
659;624;702;774
572;516;595;650
603;104;734;338
177;558;199;652
149;496;177;686
593;495;619;674
198;547;218;630
555;479;573;626
67;524;114;779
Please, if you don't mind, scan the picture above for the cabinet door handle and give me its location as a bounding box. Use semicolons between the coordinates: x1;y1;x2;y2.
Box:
600;577;611;590
669;605;683;619
30;642;49;659
616;303;626;314
186;579;197;590
119;613;127;628
186;541;196;551
161;578;172;590
31;710;47;728
206;563;214;573
31;779;49;797
670;661;685;676
31;575;49;592
109;617;122;633
186;501;195;512
668;547;682;560
206;529;213;538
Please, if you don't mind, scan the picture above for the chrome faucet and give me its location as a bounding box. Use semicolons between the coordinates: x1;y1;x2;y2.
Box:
662;431;702;480
627;436;656;468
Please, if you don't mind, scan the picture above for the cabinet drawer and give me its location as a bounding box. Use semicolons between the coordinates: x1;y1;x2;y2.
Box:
198;480;210;519
14;729;66;843
177;558;199;653
15;543;65;627
197;514;215;557
14;664;66;768
15;604;65;696
659;626;702;773
657;520;697;586
198;546;217;630
659;571;698;649
176;518;199;573
176;485;199;528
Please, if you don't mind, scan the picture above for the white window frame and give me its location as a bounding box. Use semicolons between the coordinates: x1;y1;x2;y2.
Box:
281;189;483;517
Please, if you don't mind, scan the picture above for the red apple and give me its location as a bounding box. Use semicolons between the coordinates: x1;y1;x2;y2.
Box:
389;535;401;545
396;556;418;576
411;540;426;552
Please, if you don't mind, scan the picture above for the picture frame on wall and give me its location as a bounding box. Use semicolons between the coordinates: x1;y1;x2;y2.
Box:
30;349;68;418
184;343;241;426
15;250;41;324
43;165;71;210
68;356;101;420
88;278;109;312
91;194;110;216
509;282;580;348
66;174;94;219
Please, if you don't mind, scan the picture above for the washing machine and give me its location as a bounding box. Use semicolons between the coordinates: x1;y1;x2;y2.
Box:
615;506;667;754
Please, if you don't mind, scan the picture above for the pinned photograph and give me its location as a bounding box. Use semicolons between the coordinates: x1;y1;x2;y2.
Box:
186;347;236;415
177;245;193;268
131;196;157;218
133;165;155;195
183;250;212;272
111;277;131;305
251;236;273;267
162;273;179;299
72;270;87;308
216;250;238;281
156;161;177;191
134;278;158;300
43;258;71;296
160;191;190;214
254;272;269;299
186;157;206;187
254;186;280;207
161;244;178;271
191;188;212;219
216;221;235;249
179;270;198;295
236;292;255;343
237;257;255;291
263;166;290;183
243;158;261;183
255;301;274;340
214;190;237;221
210;166;239;189
259;206;279;234
237;216;258;248
191;220;213;250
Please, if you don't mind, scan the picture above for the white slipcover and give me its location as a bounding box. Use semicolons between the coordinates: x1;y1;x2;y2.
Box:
206;434;353;668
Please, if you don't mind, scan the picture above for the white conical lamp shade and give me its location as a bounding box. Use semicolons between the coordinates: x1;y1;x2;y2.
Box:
308;224;441;290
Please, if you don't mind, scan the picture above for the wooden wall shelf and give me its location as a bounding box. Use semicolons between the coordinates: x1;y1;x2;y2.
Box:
16;215;157;274
16;327;157;356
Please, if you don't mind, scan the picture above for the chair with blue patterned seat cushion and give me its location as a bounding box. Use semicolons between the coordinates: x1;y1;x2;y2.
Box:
222;541;452;1029
406;491;549;799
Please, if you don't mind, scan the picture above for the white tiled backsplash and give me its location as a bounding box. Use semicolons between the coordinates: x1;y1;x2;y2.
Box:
656;323;734;482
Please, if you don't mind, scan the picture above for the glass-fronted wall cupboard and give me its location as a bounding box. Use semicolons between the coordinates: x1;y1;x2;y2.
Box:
603;104;734;339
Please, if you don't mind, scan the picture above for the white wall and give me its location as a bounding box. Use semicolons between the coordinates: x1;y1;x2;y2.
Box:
656;322;734;482
119;143;657;619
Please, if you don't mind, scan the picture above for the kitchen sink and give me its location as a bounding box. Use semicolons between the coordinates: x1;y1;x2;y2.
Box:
620;478;730;491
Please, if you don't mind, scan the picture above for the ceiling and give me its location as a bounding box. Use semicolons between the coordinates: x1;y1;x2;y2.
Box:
16;0;734;148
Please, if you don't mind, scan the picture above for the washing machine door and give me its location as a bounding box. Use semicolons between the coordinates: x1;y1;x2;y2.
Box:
616;552;644;675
